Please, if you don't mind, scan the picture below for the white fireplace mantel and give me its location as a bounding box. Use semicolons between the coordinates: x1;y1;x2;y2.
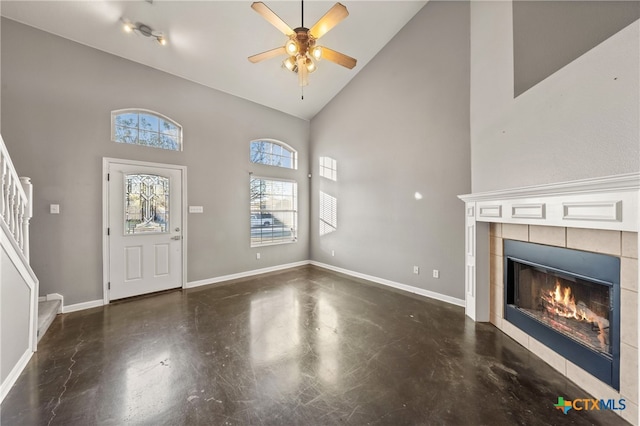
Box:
458;172;640;321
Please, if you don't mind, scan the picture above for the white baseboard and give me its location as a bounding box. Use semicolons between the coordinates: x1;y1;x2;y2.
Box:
45;261;464;313
62;299;104;314
310;261;466;308
0;348;33;403
185;260;311;289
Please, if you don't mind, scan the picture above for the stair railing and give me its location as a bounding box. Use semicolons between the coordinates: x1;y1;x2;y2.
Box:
0;134;39;404
0;136;32;260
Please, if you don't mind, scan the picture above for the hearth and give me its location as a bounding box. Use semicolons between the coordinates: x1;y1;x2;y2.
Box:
504;240;620;390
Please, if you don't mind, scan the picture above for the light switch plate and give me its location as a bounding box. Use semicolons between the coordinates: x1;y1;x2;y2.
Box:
50;204;60;214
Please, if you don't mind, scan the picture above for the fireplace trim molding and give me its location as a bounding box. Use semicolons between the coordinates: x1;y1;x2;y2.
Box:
458;172;639;322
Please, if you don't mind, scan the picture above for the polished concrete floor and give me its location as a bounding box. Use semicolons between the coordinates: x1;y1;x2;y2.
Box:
1;266;630;425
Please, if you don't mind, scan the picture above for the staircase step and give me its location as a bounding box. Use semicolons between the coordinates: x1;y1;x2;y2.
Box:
37;300;61;342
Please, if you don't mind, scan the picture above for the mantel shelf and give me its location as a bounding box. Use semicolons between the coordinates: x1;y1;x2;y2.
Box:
459;172;640;203
458;173;640;233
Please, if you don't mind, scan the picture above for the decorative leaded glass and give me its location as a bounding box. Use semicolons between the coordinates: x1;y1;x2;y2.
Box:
125;174;170;235
112;110;182;151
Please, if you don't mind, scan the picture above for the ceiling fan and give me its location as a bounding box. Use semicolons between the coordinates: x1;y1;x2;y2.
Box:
248;1;357;87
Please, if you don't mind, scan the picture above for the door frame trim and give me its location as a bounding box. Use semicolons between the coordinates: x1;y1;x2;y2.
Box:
102;157;188;304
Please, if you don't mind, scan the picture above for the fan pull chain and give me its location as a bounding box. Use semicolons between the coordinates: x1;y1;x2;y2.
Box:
300;0;305;100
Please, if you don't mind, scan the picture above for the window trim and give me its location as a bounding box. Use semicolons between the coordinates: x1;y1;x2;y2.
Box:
250;175;298;247
111;108;183;151
249;139;298;170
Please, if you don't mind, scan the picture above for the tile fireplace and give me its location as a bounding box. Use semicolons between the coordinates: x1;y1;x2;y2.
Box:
459;173;640;424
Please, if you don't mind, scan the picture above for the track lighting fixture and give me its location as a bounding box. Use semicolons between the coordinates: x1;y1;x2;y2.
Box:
123;20;167;46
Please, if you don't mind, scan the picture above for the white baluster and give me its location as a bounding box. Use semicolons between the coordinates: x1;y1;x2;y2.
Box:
9;175;16;235
10;176;17;233
13;182;19;241
17;202;24;251
20;177;32;261
4;171;11;226
0;155;6;219
13;181;19;240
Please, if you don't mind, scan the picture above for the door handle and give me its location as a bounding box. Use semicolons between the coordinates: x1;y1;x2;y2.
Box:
171;236;181;240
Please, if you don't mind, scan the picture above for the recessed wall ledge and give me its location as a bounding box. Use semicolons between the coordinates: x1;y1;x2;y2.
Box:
458;173;640;233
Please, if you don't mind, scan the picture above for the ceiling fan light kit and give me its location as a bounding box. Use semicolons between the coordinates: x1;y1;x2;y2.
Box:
248;1;357;88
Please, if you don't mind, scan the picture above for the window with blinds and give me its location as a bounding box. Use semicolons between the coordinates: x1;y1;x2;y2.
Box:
250;177;298;246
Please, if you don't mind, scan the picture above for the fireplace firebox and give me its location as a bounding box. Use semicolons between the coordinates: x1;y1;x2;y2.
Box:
504;240;620;390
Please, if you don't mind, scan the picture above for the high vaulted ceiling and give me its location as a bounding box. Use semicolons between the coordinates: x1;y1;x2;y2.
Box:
1;1;427;120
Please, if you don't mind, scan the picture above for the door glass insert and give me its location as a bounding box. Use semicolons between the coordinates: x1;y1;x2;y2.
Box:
125;174;169;234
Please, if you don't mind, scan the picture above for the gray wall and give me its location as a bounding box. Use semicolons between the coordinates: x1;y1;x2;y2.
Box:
470;1;639;192
1;246;31;383
310;1;471;300
513;1;640;97
1;18;310;305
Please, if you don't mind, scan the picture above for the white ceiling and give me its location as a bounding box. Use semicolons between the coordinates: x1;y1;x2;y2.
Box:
1;1;427;120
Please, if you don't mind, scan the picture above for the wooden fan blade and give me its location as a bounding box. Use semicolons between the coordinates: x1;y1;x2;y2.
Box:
248;47;287;63
309;3;349;39
320;47;357;69
251;2;294;36
297;56;308;87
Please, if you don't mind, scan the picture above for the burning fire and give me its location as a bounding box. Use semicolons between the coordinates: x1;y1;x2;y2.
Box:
545;281;585;320
541;280;609;350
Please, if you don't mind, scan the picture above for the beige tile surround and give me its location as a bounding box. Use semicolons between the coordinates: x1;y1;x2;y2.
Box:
490;223;639;424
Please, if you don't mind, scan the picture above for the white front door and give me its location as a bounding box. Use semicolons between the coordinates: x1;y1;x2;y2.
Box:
106;160;184;301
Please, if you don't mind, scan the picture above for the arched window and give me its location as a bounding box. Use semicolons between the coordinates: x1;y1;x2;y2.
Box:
250;139;297;169
112;109;182;151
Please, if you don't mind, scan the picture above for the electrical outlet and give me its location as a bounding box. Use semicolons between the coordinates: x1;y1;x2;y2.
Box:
256;253;261;260
413;266;419;275
433;269;439;278
331;250;335;257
